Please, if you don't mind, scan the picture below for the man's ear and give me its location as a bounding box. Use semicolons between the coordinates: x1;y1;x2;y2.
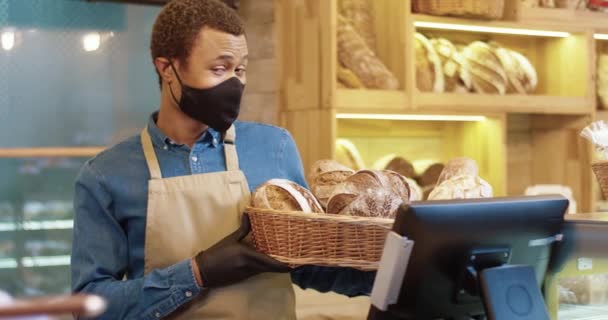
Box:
154;57;174;84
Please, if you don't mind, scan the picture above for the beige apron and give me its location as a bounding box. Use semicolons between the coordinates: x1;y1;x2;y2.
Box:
141;126;296;320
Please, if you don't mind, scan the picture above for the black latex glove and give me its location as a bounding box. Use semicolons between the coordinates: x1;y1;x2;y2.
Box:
195;213;291;288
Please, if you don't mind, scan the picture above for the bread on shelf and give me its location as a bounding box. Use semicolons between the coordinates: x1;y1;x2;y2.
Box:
335;138;366;170
339;0;376;51
428;175;494;200
415;33;445;92
491;43;538;94
431;38;472;92
337;14;399;90
462;41;508;95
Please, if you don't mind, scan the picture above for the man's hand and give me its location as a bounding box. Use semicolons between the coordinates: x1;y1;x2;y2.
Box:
193;214;290;288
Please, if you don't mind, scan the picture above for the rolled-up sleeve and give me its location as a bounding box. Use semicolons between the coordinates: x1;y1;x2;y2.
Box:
71;162;202;319
277;129;376;297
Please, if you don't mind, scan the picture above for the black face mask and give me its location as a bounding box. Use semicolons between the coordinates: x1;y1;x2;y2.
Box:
169;63;244;132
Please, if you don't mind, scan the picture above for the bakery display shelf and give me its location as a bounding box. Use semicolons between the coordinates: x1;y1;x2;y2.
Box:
0;220;73;232
335;89;407;110
415;93;591;115
0;255;70;269
412;13;584;34
513;7;608;30
0;147;104;158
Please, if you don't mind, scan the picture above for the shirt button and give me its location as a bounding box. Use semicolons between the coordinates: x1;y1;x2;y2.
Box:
163;145;168;150
191;156;198;162
155;312;161;318
185;290;193;297
213;138;218;145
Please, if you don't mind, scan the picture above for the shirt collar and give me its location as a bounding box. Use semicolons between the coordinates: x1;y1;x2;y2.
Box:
147;112;222;149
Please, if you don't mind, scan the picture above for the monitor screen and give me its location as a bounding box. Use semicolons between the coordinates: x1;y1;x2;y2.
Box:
376;195;568;319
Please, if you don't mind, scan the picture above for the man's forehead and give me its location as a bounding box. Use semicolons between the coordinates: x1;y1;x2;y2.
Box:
195;27;247;50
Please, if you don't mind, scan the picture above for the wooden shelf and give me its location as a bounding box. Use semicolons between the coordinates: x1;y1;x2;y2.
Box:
415;93;591;114
513;7;608;31
0;147;104;158
412;13;585;33
334;89;407;110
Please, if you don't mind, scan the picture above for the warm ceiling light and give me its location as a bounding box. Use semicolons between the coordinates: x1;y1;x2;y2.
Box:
1;31;15;51
336;113;487;122
414;21;570;38
595;34;608;40
83;32;101;52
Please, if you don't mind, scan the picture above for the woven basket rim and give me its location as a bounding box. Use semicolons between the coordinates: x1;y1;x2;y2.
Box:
245;206;395;225
592;160;608;165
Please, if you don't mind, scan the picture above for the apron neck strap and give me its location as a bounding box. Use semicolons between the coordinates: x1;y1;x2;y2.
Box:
141;128;163;180
223;125;239;172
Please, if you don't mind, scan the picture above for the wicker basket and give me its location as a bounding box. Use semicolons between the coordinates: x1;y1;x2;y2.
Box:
246;207;393;271
413;0;505;19
592;160;608;198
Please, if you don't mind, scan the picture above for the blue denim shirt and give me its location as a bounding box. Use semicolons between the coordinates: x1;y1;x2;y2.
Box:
71;114;374;319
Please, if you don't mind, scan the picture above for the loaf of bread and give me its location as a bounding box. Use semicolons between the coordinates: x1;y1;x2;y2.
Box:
415;33;444;92
404;176;423;201
309;160;355;208
327;170;410;219
335;139;366;170
384;156;416;179
418;163;445;187
491;43;537;94
462;41;508;95
437;157;479;185
252;179;324;213
428;175;493;200
337;15;399;90
339;0;376;51
431;38;472;92
338;65;365;89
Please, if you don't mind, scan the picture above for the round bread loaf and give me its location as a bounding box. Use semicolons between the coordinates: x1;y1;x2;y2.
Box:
462;41;508;95
428;175;493;200
327;170;410;219
335;138;366;170
309;160;355;208
404;176;423;201
385;156;416;179
491;43;537;94
252;179;324;213
415;33;444;93
437;157;479;185
418;163;445;187
431;38;472;92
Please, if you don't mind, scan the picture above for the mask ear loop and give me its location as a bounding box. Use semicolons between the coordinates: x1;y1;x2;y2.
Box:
168;61;185;106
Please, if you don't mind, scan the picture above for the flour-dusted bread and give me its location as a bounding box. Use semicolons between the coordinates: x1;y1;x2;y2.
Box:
337;14;399;90
404;176;423;201
428;175;493;200
431;37;472;92
252;179;324;213
462;41;508;95
309;160;355;208
415;33;445;92
437;157;479;185
327;170;410;219
491;43;537;94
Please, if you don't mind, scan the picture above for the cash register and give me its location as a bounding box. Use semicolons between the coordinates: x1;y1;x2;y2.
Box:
368;195;568;320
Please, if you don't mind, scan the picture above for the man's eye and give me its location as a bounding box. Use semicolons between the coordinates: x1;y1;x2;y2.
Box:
212;67;226;74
